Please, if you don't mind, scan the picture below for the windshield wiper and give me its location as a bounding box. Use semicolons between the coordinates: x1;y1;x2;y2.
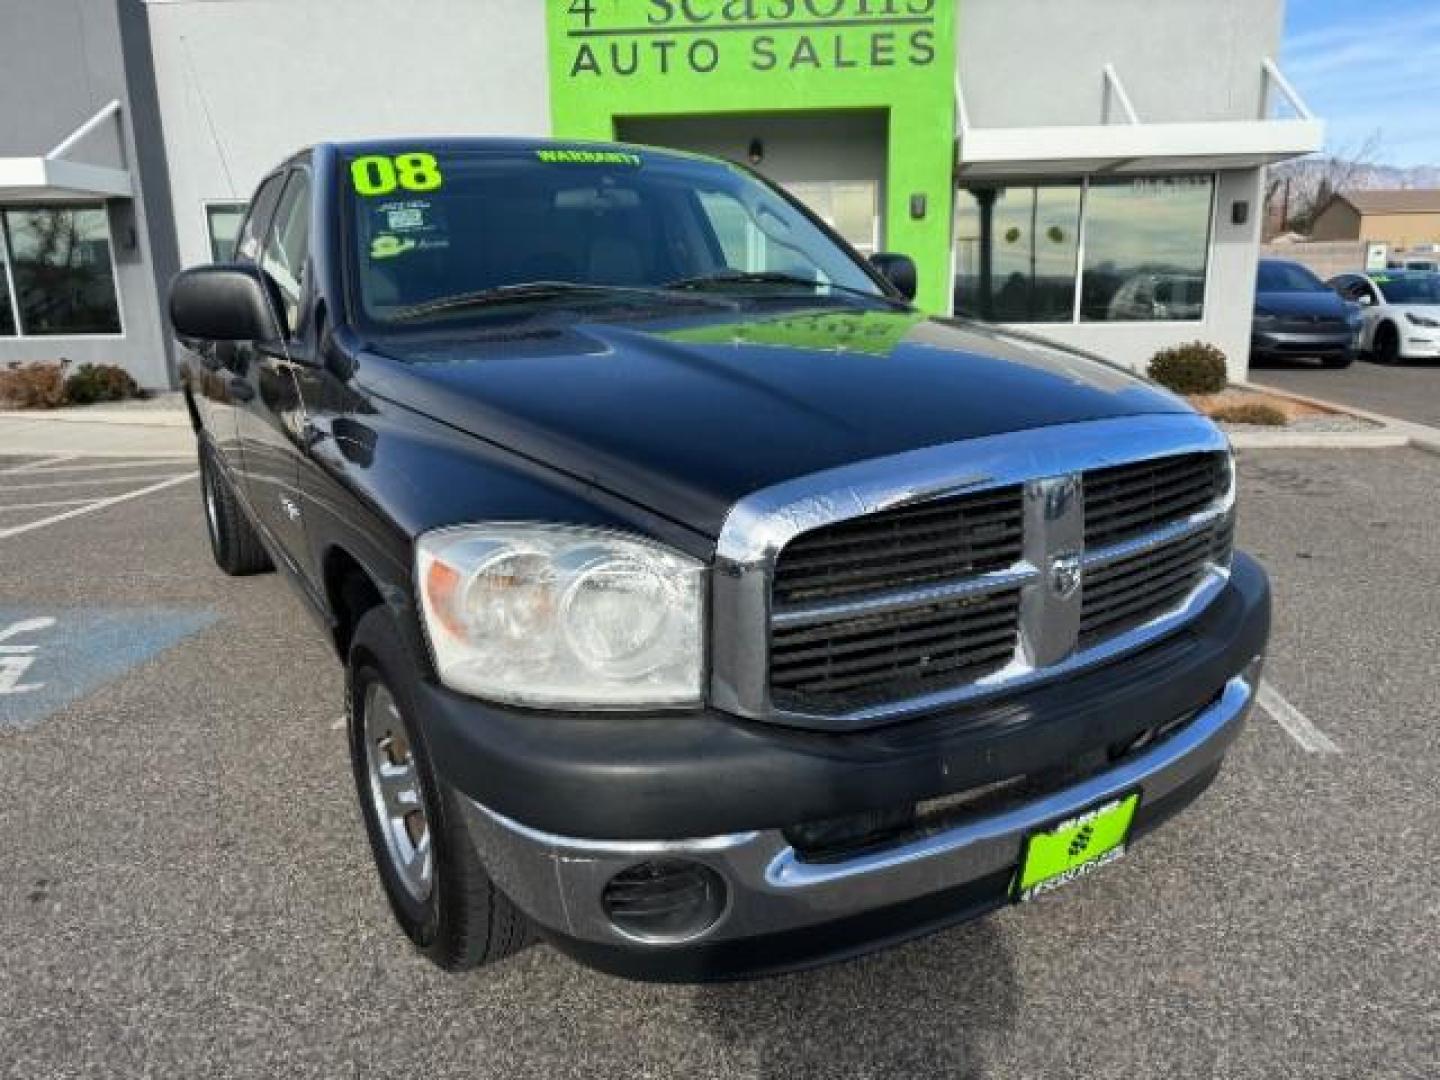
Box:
390;281;729;322
662;270;905;306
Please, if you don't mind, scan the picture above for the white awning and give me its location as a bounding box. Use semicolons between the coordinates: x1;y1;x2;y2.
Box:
956;58;1324;179
0;156;133;201
0;101;132;202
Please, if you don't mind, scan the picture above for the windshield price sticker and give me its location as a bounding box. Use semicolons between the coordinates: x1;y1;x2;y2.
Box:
367;198;449;262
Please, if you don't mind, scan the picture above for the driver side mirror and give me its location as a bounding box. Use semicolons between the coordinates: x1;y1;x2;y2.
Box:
869;253;917;301
169;264;282;342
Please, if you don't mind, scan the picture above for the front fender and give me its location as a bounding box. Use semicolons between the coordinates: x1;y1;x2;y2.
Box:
299;388;713;678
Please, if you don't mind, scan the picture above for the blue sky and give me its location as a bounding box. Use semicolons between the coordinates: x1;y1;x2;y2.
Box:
1282;0;1440;167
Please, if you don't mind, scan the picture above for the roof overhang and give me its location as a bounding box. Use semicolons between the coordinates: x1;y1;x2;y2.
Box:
0;155;133;202
957;118;1325;179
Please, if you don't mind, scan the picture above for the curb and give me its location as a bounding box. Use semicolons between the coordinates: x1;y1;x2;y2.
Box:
1233;380;1440;455
1228;430;1411;450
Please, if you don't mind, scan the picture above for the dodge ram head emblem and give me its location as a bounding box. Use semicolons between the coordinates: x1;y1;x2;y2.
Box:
1049;554;1083;600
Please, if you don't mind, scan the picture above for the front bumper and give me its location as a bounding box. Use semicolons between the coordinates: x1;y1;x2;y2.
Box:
1251;329;1355;357
422;553;1270;980
457;669;1257;980
1401;333;1440;358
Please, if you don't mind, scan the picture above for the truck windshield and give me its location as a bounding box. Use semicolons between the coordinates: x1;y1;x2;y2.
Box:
345;147;886;326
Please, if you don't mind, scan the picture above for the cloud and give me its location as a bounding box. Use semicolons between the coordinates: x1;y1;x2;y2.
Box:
1282;1;1440;166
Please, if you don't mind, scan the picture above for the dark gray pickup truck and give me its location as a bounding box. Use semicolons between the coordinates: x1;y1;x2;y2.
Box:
170;138;1269;981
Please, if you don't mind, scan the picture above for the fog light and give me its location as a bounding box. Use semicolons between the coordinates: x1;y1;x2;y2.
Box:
601;859;728;943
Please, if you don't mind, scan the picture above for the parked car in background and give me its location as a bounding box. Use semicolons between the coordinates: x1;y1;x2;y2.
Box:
1106;272;1205;322
1250;259;1359;368
1328;270;1440;364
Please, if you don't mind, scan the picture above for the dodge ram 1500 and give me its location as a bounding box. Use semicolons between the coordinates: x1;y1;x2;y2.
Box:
169;139;1269;981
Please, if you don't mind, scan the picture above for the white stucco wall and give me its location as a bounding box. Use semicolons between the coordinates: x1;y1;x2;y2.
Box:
145;0;553;269
958;0;1285;128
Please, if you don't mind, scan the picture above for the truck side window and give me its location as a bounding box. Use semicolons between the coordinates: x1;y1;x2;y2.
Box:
234;174;286;265
261;171;312;335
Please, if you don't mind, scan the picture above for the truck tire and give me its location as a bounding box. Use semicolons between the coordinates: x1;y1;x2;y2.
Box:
347;606;532;971
199;445;273;576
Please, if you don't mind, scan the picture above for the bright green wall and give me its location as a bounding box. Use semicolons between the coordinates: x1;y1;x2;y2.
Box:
545;1;956;312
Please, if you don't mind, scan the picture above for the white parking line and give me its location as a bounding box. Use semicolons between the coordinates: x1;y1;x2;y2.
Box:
0;473;196;540
1258;680;1342;755
0;475;187;492
0;454;79;475
0;499;97;513
5;458;192;474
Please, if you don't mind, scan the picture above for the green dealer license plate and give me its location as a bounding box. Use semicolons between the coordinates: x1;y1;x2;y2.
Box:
1014;792;1140;902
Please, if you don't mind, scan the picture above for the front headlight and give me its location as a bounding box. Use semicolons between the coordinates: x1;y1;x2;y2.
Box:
416;524;705;709
1405;311;1440;328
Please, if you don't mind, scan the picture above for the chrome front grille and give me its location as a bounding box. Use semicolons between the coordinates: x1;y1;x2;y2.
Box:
770;584;1022;709
1078;527;1221;648
711;417;1237;730
773;485;1023;605
1083;453;1228;548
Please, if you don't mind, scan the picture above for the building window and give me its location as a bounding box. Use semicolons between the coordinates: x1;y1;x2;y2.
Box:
0;229;15;337
953;175;1214;325
954;183;1081;322
0;206;122;335
206;201;247;262
1080;177;1213;322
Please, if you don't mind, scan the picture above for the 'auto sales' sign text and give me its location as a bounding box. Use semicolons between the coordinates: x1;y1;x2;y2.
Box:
558;0;939;79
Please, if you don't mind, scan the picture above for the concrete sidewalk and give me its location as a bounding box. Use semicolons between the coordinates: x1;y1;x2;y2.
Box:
0;413;195;458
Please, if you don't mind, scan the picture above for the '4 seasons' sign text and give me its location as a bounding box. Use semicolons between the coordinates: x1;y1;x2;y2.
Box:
559;0;938;79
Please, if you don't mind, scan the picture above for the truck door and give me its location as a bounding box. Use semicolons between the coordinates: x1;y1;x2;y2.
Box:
234;166;312;576
196;172;286;473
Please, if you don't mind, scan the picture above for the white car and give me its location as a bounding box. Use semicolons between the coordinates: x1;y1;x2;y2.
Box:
1328;271;1440;363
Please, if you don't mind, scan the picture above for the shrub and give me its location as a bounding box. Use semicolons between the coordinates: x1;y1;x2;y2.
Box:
0;360;70;409
1146;342;1228;395
64;362;140;405
1208;401;1287;427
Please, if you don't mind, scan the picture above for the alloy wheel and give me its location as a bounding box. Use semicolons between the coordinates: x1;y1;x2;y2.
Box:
362;681;434;903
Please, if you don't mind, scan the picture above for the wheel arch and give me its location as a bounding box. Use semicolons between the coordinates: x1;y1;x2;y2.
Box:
323;544;392;660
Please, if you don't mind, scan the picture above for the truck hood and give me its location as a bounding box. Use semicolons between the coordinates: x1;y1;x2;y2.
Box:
357;306;1191;536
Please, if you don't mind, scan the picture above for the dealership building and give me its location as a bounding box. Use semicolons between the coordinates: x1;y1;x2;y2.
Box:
0;0;1322;389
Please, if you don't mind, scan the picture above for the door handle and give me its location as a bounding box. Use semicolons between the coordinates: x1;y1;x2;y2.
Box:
229;378;255;403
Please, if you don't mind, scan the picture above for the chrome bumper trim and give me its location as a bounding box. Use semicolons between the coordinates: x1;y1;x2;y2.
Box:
456;669;1257;949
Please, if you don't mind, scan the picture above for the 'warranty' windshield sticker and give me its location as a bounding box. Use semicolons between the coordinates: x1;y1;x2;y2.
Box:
536;149;641;166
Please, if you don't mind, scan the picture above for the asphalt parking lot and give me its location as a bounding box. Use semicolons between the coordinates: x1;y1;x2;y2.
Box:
2;445;1437;1079
1252;353;1440;428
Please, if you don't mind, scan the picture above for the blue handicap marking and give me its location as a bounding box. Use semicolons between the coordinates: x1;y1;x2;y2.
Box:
0;607;217;733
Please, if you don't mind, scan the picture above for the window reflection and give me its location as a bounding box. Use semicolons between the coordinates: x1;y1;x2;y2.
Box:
1080;176;1212;322
954;184;1081;322
206;202;247;262
1;206;122;335
0;230;14;336
953;175;1214;325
